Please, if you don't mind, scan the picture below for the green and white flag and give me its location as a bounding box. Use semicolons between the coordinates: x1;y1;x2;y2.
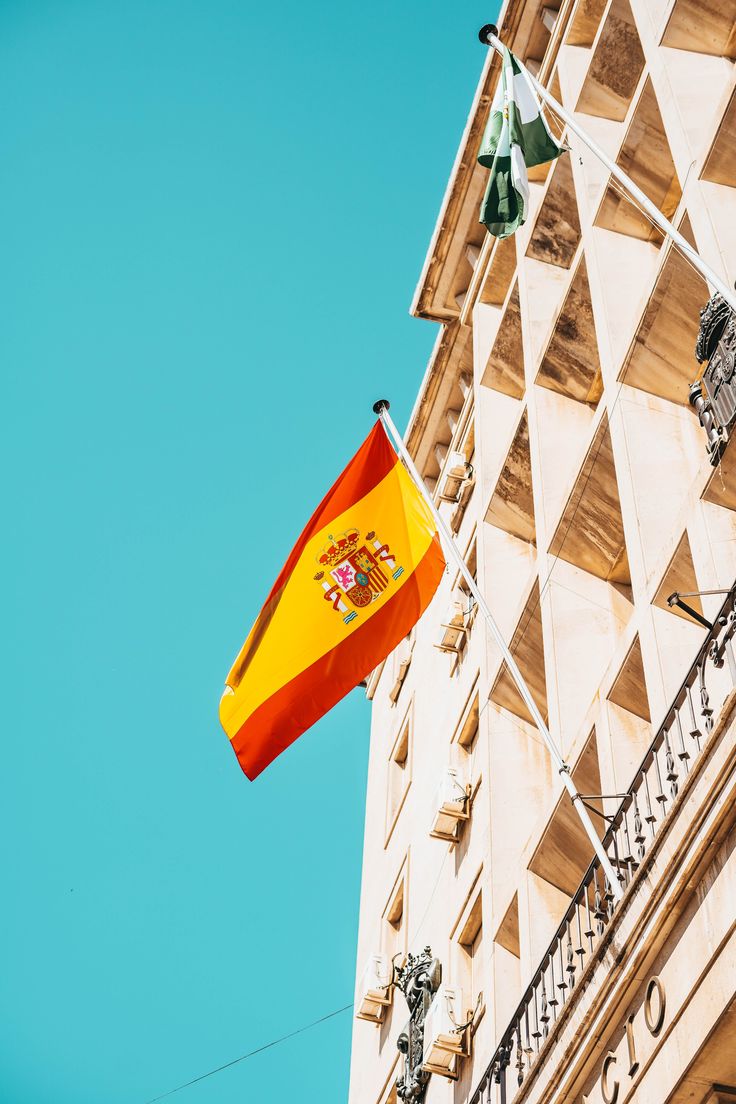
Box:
478;48;565;239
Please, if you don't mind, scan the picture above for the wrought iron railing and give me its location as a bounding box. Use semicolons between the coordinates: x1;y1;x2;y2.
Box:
470;585;736;1104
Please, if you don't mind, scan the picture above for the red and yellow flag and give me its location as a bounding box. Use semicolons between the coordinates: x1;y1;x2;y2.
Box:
219;421;445;779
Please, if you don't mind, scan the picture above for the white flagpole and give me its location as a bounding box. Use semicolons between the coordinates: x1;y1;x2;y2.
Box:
373;400;623;900
479;24;736;315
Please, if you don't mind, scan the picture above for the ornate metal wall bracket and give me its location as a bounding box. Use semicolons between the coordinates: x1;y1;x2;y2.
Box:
395;948;442;1102
691;292;736;465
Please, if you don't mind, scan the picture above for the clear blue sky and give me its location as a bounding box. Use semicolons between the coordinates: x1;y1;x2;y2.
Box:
1;3;496;1100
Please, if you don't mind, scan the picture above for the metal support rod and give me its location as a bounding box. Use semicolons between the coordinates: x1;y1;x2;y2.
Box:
666;594;713;630
580;802;617;824
670;589;733;598
374;399;624;900
478;24;736;315
577;793;629;801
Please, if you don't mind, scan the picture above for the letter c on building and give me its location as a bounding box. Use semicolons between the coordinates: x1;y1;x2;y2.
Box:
601;1051;619;1104
644;976;666;1036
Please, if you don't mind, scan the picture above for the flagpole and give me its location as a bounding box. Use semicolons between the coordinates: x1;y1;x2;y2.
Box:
478;24;736;315
373;399;623;900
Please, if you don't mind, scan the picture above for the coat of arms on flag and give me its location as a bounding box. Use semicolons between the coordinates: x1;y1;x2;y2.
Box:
314;528;404;625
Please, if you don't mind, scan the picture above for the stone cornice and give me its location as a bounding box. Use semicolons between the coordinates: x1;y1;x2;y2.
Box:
409;0;521;325
405;0;577;462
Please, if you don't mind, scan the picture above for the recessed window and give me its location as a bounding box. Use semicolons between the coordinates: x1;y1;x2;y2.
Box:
454;882;485;1025
437;534;478;674
456;684;480;758
455;536;478;641
450;422;476;534
385;708;412;842
493;893;521;1016
382;864;407;976
455;536;477;591
388;630;414;706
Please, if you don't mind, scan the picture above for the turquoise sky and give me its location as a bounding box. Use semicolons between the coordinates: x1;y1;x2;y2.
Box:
1;3;496;1100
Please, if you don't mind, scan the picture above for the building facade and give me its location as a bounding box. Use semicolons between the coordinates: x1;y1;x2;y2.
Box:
348;1;736;1103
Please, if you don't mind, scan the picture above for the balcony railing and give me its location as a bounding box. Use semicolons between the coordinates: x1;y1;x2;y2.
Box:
470;584;736;1104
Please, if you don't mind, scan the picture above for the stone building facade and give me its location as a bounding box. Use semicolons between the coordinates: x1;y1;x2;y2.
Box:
348;1;736;1103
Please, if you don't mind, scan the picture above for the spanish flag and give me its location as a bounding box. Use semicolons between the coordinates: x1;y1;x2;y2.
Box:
219;421;445;779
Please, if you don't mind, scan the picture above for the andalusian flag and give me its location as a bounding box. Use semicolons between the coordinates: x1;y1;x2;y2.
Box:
219;422;445;779
478;47;564;239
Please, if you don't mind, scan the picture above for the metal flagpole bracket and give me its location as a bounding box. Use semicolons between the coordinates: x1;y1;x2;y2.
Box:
478;23;499;43
575;793;630;823
667;588;734;630
666;592;714;630
372;399;624;900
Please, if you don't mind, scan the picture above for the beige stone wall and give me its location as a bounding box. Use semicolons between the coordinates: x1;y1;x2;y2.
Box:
349;0;736;1101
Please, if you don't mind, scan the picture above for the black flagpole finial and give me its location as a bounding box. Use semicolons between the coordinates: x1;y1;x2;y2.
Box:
373;399;390;415
478;23;499;44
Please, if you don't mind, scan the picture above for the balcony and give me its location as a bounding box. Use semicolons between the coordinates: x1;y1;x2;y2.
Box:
470;584;736;1104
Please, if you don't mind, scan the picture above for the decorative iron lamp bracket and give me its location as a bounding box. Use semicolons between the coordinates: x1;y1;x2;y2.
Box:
394;948;442;1103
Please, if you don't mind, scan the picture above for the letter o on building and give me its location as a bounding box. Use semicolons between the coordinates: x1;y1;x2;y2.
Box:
644;976;666;1036
601;1052;619;1104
